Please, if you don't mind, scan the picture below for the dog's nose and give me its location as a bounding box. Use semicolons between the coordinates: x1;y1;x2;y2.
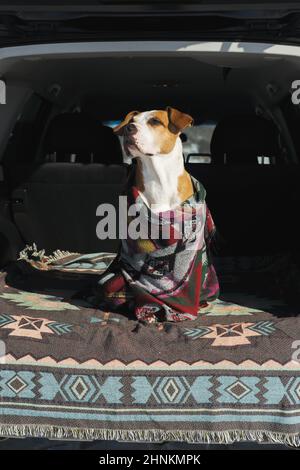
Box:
126;123;137;134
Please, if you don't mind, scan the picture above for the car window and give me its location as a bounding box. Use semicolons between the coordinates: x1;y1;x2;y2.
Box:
182;122;216;163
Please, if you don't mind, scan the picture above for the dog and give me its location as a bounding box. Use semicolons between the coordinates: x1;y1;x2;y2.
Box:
114;107;194;212
94;107;219;325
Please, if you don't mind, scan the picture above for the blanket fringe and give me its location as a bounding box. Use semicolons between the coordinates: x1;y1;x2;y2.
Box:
0;425;299;447
18;244;77;266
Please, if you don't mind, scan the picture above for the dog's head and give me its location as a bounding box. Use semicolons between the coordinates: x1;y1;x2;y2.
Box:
114;107;193;157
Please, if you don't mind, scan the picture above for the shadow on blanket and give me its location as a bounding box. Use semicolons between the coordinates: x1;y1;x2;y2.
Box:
3;248;300;321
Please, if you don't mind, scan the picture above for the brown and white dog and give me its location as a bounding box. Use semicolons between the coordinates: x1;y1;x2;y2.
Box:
114;107;194;212
89;107;219;324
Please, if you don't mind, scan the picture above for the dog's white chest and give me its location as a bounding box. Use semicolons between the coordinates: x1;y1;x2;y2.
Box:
138;139;184;212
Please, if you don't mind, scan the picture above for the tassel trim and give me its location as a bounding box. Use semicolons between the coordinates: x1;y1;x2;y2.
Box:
0;425;299;447
18;244;78;268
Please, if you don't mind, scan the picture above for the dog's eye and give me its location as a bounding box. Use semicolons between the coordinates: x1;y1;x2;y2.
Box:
148;118;163;126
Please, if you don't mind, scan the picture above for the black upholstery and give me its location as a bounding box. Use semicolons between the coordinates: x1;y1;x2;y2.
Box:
44;113;123;164
11;111;297;258
186;115;297;256
93;126;123;165
11;113;127;253
210;115;281;165
12;164;127;253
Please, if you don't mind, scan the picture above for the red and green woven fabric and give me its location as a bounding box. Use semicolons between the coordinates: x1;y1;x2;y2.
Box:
96;175;220;323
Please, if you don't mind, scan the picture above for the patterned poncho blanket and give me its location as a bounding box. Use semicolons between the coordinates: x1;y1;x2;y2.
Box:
95;175;219;323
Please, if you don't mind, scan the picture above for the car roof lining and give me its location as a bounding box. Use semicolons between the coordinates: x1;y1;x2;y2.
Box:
0;45;299;120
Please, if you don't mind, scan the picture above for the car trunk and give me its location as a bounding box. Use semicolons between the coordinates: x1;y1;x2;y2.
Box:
0;2;300;450
0;46;300;265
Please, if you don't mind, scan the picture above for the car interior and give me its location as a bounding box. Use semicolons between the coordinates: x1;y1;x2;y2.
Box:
0;47;300;449
1;53;300;258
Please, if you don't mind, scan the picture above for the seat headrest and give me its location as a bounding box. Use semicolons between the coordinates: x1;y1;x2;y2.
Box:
44;113;123;164
93;125;123;165
45;113;100;155
210;115;280;165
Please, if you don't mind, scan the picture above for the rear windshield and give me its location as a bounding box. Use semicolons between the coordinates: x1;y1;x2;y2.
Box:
183;122;216;163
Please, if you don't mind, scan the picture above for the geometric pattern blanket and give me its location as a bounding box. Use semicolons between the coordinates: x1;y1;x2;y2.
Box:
0;251;299;447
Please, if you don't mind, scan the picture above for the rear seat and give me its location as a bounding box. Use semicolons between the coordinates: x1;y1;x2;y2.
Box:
45;113;123;165
186;115;298;256
11;113;127;254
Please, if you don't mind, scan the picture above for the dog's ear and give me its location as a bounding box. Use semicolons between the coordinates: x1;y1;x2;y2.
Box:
166;107;194;134
113;111;140;135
